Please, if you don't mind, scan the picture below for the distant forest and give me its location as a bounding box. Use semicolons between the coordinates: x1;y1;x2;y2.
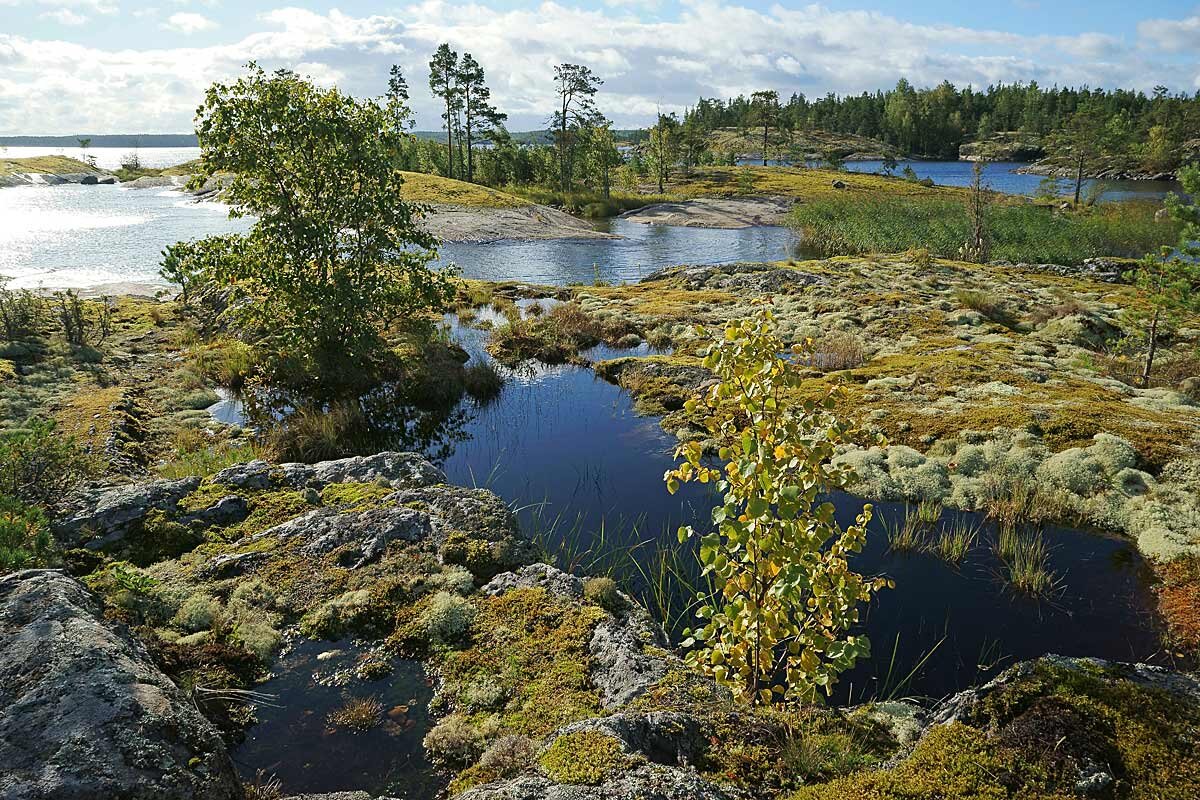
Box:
685;81;1200;163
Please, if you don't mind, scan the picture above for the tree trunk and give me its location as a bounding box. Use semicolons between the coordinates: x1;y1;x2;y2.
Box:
1142;307;1160;389
1073;152;1083;206
445;98;454;180
465;100;474;184
762;124;768;166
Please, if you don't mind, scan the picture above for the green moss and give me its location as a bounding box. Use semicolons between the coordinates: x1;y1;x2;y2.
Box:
791;662;1200;800
429;587;606;740
225;490;313;539
539;730;629;785
125;509;204;565
319;481;395;510
179;481;238;513
441;530;525;583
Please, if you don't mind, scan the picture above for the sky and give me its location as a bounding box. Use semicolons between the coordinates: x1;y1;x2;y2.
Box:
0;1;1198;135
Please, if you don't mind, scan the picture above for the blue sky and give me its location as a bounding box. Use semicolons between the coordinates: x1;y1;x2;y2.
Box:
1;1;1198;134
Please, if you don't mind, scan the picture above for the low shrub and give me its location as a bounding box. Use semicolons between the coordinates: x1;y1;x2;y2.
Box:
463;361;504;402
0;418;94;507
0;494;52;571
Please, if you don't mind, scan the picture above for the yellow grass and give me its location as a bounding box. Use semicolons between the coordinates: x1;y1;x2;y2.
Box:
0;156;100;176
398;171;532;208
673;165;969;201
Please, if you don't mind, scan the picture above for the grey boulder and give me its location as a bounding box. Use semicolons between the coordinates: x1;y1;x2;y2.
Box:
0;570;242;800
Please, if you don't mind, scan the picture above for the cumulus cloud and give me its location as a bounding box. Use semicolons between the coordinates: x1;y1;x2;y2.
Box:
162;11;217;34
1137;15;1200;53
0;2;1196;135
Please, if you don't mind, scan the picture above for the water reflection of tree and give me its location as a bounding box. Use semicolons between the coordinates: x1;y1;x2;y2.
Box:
240;382;477;465
359;386;474;465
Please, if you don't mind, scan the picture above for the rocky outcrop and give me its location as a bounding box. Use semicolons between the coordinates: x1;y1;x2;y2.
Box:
54;475;202;549
212;451;447;492
641;261;825;294
54;451;448;553
421;203;620;243
959;133;1043;162
0;570;241;800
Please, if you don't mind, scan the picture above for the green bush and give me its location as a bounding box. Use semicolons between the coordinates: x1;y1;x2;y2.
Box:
0;494;52;571
0;418;93;507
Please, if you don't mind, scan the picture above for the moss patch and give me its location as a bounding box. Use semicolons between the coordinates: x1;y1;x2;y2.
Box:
792;662;1200;800
429;587;606;740
539;729;629;785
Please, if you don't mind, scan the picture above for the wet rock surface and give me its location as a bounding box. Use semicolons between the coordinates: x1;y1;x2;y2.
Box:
213;451;447;492
0;570;241;800
458;764;735;800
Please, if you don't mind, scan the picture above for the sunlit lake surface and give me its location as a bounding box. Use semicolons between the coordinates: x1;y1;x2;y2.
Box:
0;183;801;289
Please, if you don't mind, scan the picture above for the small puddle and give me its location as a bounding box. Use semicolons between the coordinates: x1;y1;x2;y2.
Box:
232;639;438;798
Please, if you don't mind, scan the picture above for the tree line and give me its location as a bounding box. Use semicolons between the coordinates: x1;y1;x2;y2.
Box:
684;81;1200;165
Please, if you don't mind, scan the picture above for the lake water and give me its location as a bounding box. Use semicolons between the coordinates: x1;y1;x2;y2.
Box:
0;184;252;289
737;157;1180;202
0;183;800;290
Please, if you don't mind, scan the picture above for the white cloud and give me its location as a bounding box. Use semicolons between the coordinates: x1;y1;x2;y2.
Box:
40;8;88;24
1137;15;1200;53
0;2;1196;135
162;11;217;34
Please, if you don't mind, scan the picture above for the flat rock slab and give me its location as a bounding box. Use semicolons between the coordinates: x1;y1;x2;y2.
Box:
423;203;619;242
620;196;794;229
0;570;241;800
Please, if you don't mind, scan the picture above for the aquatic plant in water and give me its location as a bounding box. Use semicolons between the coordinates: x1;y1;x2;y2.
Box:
996;528;1056;597
884;508;926;553
327;696;385;732
933;519;980;565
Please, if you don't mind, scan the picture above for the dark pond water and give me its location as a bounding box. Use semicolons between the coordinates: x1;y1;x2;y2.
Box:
736;158;1181;202
225;303;1166;796
438;313;1164;703
232;639;437;798
217;306;1165;708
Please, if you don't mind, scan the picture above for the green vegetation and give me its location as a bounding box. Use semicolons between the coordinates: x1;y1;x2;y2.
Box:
398;171;530;208
790;194;1175;264
327;696;385;732
539;730;628;784
666;310;890;704
675;165;953;200
1123;164;1200;386
162;63;455;392
687;81;1200;166
792;661;1200;800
